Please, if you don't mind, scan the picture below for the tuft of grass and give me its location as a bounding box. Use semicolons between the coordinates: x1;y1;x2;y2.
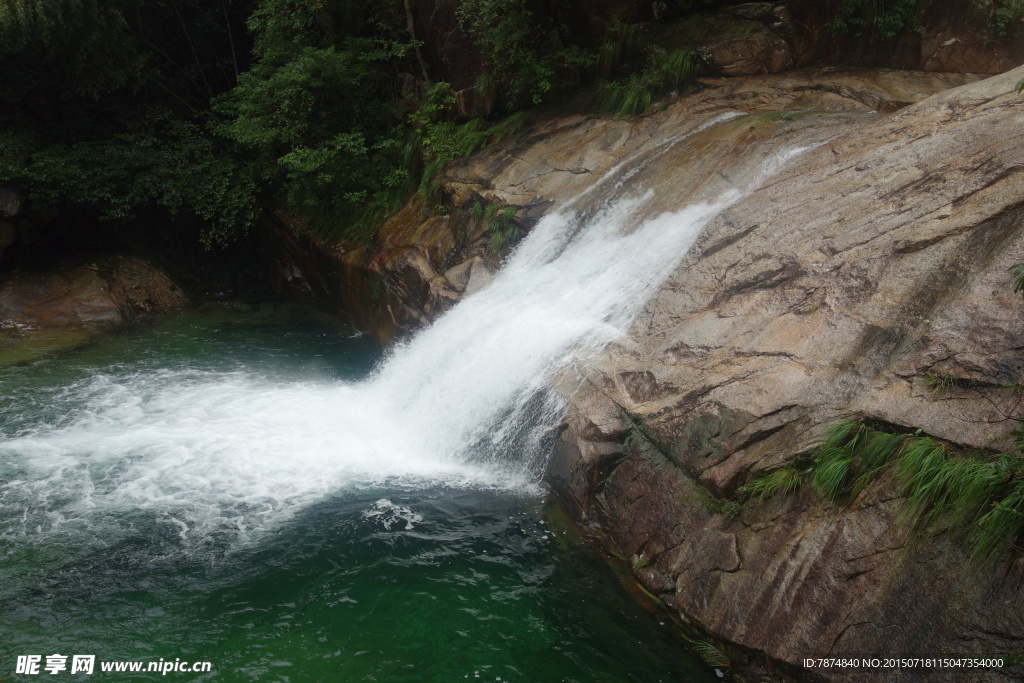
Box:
798;420;1024;565
810;420;864;501
740;466;807;501
897;437;954;527
469;200;487;222
809;421;904;502
849;429;905;497
1010;262;1024;293
975;481;1024;564
469;202;521;259
636;582;668;610
474;71;498;108
598;20;642;77
801;302;820;314
924;374;957;395
692;640;730;668
597;48;697;117
419;157;449;207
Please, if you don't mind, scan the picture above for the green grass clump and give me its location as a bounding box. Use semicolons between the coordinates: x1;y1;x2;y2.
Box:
745;419;1024;566
485;206;520;258
691;640;730;668
890;439;1024;564
469;201;521;259
810;421;903;502
598;20;642;77
897;438;962;527
739;466;807;501
829;0;921;41
924;374;957;395
975;481;1024;563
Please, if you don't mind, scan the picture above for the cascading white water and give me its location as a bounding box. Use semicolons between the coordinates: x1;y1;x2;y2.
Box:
0;116;807;550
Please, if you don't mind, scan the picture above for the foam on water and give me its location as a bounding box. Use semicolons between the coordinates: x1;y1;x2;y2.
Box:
0;122;808;552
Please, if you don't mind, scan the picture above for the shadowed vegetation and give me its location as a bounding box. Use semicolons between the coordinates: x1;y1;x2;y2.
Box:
597;48;698;117
469;202;520;259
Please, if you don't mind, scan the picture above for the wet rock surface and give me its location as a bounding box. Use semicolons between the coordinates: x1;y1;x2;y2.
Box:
307;64;1024;677
0;256;188;329
333;68;977;344
552;66;1024;678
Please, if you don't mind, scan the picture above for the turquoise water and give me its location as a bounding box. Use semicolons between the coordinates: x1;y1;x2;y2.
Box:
0;303;714;682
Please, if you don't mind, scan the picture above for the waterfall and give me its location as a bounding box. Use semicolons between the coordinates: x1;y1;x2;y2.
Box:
0;115;807;550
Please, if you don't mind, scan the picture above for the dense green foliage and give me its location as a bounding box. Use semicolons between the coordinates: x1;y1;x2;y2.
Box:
211;0;430;238
457;0;563;106
0;0;144;98
830;0;1024;42
830;0;922;41
27;0;1022;249
995;0;1024;36
1;0;256;245
0;0;708;248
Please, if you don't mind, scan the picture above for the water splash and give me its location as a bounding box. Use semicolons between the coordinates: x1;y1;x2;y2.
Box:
0;118;808;551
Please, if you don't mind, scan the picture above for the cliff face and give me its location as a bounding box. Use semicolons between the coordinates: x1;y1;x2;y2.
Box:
550;66;1024;678
319;64;1024;677
316;68;978;342
406;0;1024;84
